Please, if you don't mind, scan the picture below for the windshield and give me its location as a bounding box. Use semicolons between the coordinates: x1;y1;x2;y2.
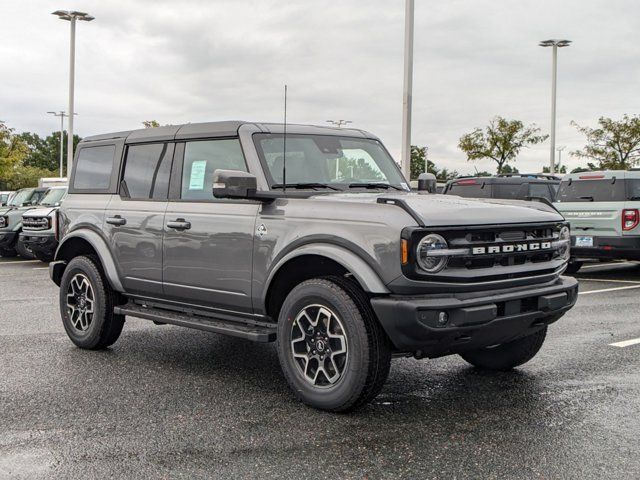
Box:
556;178;640;202
253;134;407;190
39;187;67;206
8;189;35;207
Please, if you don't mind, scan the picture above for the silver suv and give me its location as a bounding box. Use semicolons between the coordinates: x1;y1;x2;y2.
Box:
555;170;640;273
50;121;577;411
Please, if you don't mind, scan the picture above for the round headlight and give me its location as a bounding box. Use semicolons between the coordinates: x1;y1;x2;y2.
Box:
416;233;449;273
558;225;570;261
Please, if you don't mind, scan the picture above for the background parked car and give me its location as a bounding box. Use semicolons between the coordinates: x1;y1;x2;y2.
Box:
0;191;15;206
20;186;68;262
0;187;50;258
554;170;640;273
443;174;560;202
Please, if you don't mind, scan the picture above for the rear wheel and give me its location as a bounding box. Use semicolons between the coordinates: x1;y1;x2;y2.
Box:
276;277;391;412
59;255;125;349
16;239;35;260
460;327;547;371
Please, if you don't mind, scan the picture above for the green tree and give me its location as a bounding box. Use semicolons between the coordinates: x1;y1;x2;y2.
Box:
570;166;591;174
458;116;548;174
0;123;56;189
142;120;161;128
19;131;81;174
542;164;567;174
571;115;640;169
500;164;520;175
409;145;459;181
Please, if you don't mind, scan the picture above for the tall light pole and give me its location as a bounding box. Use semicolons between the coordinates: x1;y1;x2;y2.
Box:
47;111;67;177
52;10;94;174
326;120;352;128
401;0;415;181
557;145;566;173
539;39;571;175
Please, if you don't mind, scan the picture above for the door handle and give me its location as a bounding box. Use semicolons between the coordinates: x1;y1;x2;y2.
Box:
106;215;127;226
166;219;191;230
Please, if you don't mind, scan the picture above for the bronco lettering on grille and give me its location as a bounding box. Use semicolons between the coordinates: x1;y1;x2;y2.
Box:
472;242;552;255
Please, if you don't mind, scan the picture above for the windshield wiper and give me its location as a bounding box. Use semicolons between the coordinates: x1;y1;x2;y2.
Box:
272;183;341;191
348;183;404;191
579;195;594;202
628;196;640;201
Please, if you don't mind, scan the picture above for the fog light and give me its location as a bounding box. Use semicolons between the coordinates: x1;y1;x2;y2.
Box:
437;311;449;326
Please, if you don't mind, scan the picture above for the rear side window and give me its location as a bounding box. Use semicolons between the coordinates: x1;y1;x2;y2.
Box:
181;139;247;200
74;145;116;190
556;179;626;202
529;183;554;201
446;181;491;198
122;143;173;200
492;183;525;200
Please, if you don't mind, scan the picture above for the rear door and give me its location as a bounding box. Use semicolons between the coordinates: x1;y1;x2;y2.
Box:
104;142;174;296
162;138;259;314
555;174;626;240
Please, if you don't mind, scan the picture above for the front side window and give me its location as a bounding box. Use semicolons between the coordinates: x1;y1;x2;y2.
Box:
253;134;406;190
181;139;247;200
122;143;172;200
74;145;116;190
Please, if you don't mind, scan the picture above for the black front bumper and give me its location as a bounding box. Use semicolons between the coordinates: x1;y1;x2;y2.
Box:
571;235;640;260
0;231;18;249
370;276;578;356
19;233;58;256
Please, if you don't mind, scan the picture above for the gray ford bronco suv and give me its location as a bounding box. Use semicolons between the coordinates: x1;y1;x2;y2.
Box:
50;121;578;411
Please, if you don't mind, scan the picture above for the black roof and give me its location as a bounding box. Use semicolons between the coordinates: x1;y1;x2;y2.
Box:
81;121;375;144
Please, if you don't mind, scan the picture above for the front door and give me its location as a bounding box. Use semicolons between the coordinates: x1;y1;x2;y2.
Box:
104;142;174;296
162;138;258;313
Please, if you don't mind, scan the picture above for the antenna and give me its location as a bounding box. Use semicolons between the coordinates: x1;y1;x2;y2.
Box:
282;85;288;193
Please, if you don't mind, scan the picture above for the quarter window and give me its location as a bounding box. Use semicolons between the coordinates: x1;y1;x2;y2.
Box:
181;139;247;200
122;143;172;200
74;145;116;190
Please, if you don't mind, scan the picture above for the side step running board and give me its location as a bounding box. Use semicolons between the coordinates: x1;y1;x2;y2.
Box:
114;303;277;343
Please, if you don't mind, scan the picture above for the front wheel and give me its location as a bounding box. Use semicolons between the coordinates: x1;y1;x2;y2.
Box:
0;247;17;258
276;277;391;412
59;255;125;350
460;327;547;371
16;239;35;259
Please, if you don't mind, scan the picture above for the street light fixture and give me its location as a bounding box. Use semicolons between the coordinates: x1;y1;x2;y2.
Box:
326;120;352;128
52;10;94;175
539;38;571;175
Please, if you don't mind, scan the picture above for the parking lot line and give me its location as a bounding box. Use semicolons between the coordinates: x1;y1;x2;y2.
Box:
31;267;49;270
579;284;640;296
578;277;640;284
581;262;636;269
609;337;640;348
0;260;41;265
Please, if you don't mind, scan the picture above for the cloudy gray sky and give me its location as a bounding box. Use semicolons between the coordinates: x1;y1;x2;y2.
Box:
1;0;639;174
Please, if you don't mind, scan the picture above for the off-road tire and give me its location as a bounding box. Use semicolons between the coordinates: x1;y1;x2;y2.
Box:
276;276;391;412
460;327;547;371
16;239;35;260
564;260;583;274
0;247;17;258
59;255;125;350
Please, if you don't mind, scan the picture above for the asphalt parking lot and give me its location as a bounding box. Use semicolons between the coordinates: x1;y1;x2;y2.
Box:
1;259;639;479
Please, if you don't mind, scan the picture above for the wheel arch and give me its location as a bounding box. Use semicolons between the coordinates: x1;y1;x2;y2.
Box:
262;244;389;320
52;229;124;292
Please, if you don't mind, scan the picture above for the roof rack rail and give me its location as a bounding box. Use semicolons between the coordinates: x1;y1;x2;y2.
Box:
496;173;561;180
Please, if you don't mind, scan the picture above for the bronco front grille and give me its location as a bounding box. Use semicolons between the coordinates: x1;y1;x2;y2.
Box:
23;217;50;231
403;222;566;284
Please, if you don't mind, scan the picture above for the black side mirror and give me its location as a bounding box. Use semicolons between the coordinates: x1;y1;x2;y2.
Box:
213;169;259;200
417;173;437;193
